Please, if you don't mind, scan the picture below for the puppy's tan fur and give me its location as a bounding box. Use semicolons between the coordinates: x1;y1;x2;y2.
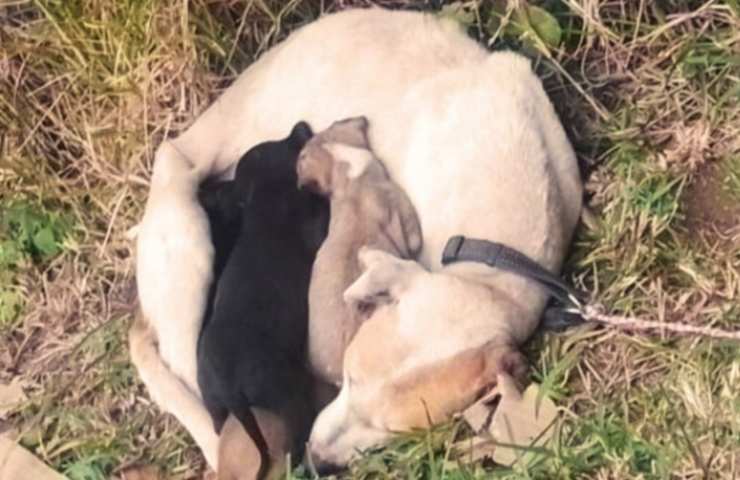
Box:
217;411;292;480
297;117;422;386
217;415;262;480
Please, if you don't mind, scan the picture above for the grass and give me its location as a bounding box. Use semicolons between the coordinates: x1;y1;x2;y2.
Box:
1;0;739;478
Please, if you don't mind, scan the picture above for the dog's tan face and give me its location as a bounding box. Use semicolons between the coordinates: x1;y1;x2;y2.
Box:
306;248;527;469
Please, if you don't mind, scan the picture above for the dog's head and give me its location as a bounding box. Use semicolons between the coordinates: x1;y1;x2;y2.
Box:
306;248;527;471
296;116;378;195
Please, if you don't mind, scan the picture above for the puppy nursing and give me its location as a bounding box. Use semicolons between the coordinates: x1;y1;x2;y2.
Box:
297;117;422;386
197;122;329;479
196;116;423;478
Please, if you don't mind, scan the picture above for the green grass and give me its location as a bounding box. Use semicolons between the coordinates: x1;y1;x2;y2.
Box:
724;155;740;199
1;0;739;478
0;199;74;328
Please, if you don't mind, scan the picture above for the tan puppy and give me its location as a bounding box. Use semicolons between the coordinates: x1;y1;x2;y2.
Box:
297;116;422;386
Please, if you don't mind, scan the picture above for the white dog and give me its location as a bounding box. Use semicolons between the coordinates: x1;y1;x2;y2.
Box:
131;7;582;471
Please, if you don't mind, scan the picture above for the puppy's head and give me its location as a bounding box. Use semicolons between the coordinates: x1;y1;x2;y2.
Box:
234;121;314;193
296;116;374;195
306;248;527;470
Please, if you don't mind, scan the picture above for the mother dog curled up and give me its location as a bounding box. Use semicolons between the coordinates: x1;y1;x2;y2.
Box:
130;7;582;478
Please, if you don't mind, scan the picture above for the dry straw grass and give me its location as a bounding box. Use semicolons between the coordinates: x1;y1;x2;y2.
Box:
1;0;739;479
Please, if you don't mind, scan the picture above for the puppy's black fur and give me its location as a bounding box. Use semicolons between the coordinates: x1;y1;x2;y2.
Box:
197;122;329;458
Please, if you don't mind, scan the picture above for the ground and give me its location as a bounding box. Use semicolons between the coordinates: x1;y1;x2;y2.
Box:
1;1;738;479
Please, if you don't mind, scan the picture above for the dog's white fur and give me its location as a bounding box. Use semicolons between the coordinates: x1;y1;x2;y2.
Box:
132;143;220;467
132;8;582;469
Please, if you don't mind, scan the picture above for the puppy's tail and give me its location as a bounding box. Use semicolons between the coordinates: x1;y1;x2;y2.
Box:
128;310;220;469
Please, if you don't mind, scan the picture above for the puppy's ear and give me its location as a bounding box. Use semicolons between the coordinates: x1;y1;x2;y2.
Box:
329;116;370;149
343;248;421;308
383;190;423;259
289;121;314;148
337;116;369;132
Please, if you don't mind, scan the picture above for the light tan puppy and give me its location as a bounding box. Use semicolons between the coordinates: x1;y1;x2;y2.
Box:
297;116;422;386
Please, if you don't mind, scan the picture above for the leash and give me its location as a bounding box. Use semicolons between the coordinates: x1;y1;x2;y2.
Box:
440;235;740;340
441;235;584;331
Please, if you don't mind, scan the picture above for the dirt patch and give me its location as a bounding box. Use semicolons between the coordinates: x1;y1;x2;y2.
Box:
682;161;740;244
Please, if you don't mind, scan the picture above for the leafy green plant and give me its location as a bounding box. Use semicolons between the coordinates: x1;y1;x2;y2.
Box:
438;1;564;54
62;452;116;480
0;199;73;327
1;200;72;265
488;2;563;51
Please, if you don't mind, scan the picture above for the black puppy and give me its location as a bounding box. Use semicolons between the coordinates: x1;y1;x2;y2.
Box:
197;122;329;479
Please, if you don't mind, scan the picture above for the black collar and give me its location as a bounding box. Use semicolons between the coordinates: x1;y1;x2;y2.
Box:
441;235;585;330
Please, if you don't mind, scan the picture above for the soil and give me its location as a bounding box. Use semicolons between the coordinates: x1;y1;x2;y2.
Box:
682;161;740;245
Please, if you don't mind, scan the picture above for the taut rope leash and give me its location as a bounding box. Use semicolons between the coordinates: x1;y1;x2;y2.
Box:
441;236;740;341
579;304;740;341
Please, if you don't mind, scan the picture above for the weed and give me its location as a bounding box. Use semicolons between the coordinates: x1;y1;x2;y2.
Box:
1;0;738;478
0;199;73;328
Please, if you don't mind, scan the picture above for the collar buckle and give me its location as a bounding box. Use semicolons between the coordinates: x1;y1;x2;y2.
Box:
441;235;466;265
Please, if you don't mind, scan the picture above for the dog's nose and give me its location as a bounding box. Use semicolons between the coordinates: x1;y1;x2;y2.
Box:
306;449;344;476
314;459;343;476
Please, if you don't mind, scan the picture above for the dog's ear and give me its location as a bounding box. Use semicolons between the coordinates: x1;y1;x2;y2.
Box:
289;121;314;148
379;343;527;430
383;190;423;259
329;116;370;149
343;248;422;309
